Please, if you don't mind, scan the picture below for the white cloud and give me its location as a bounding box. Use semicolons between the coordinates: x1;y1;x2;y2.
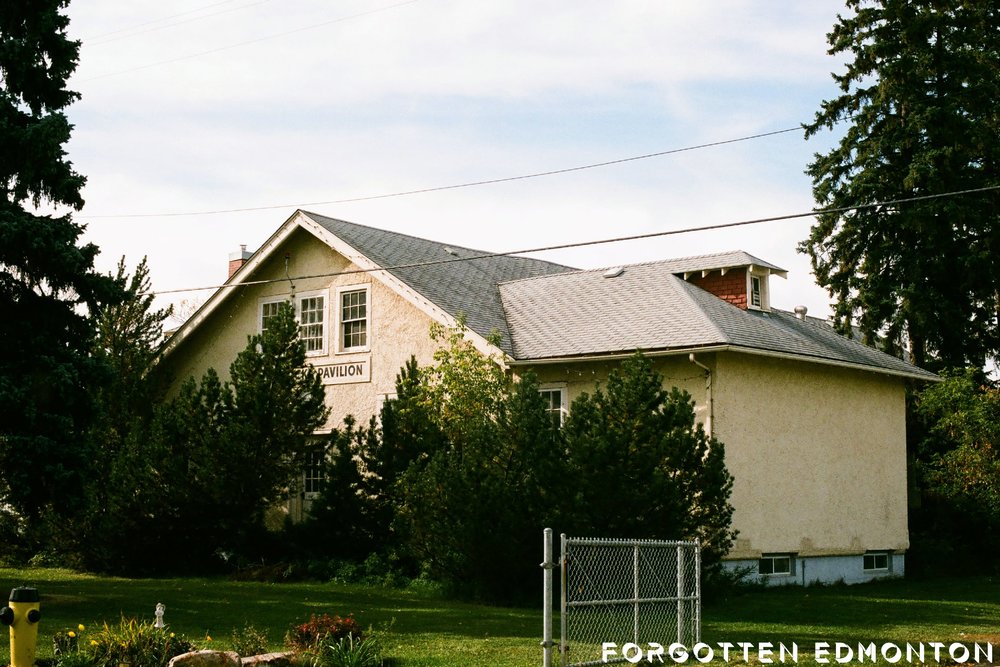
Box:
66;0;849;321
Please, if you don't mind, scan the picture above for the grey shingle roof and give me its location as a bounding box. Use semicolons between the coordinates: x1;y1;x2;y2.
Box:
302;212;575;356
299;214;933;380
498;260;937;380
649;250;788;277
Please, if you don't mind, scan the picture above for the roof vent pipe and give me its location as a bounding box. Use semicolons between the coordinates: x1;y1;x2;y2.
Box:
794;305;808;320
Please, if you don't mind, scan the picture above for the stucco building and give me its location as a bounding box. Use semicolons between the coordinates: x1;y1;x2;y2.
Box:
162;210;936;585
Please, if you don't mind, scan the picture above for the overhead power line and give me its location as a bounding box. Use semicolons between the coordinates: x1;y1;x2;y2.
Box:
148;184;1000;296
85;0;278;47
80;125;805;220
79;0;424;82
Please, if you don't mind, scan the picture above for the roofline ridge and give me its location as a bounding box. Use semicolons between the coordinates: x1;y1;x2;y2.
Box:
301;209;573;272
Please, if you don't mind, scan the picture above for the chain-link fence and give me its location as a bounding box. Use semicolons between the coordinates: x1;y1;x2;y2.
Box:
541;530;700;667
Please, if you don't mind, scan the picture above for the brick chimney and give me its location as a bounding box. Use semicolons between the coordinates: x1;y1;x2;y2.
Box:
228;245;252;278
687;269;750;309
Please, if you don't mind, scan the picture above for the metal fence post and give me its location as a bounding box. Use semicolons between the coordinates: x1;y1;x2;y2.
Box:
633;544;640;645
542;528;554;667
560;533;568;667
694;539;702;644
676;544;685;643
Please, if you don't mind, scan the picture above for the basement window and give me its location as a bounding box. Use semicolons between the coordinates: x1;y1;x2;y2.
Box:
863;551;891;572
759;553;794;576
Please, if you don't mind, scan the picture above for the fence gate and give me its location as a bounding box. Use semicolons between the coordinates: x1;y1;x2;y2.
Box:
541;528;701;667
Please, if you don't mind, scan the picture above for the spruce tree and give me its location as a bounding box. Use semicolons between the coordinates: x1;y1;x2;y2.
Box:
562;354;736;571
0;1;118;520
803;0;1000;369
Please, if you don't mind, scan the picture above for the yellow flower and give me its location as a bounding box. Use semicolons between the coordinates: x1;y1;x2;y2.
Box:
206;635;212;642
78;624;86;632
170;633;175;638
68;631;76;638
90;640;98;646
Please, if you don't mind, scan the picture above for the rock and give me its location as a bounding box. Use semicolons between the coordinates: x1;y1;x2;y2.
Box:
241;652;295;666
167;649;242;667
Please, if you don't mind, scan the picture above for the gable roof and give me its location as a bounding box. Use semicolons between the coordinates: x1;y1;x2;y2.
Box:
301;212;574;356
498;260;937;381
166;212;935;382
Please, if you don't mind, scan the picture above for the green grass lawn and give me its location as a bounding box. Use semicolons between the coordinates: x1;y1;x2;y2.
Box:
2;568;997;666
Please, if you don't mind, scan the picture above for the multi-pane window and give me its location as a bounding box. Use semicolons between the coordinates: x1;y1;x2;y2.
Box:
298;296;326;353
759;554;793;576
260;300;283;333
261;295;327;355
863;552;890;571
539;388;566;428
340;288;368;350
303;447;326;496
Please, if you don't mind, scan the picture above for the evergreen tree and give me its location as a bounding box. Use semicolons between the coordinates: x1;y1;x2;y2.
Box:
803;0;1000;369
111;303;328;572
0;1;119;521
72;258;173;570
562;354;736;571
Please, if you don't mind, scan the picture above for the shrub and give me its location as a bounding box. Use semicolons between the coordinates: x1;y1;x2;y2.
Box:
87;618;194;667
285;614;363;652
308;634;382;667
230;623;270;658
54;653;97;667
230;622;270;657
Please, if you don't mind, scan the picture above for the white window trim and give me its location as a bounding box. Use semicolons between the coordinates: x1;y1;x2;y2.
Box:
302;446;326;500
257;291;329;357
759;553;795;577
863;551;891;572
539;383;568;427
296;289;329;358
259;296;288;333
335;284;372;354
746;270;770;311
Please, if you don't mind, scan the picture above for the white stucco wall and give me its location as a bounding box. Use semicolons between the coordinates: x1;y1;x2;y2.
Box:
163;229;911;563
712;352;909;561
163;226;444;430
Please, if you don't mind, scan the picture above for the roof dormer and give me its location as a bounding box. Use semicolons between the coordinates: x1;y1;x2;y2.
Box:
671;251;787;312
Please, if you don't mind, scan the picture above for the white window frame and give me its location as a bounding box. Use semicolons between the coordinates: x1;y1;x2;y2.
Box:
336;284;371;354
539;384;568;428
863;551;891;572
747;270;770;311
296;289;329;357
259;296;287;333
759;553;794;577
302;445;327;499
258;291;329;357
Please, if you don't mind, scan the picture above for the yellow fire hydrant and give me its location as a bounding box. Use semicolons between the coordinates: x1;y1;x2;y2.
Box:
0;587;41;667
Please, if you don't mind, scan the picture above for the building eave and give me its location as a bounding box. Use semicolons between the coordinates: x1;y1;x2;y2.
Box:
508;344;939;382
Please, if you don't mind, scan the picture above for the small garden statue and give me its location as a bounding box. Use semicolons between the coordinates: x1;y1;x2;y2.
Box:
155;603;166;629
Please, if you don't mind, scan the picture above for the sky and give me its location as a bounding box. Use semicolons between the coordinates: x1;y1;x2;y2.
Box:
62;0;852;327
